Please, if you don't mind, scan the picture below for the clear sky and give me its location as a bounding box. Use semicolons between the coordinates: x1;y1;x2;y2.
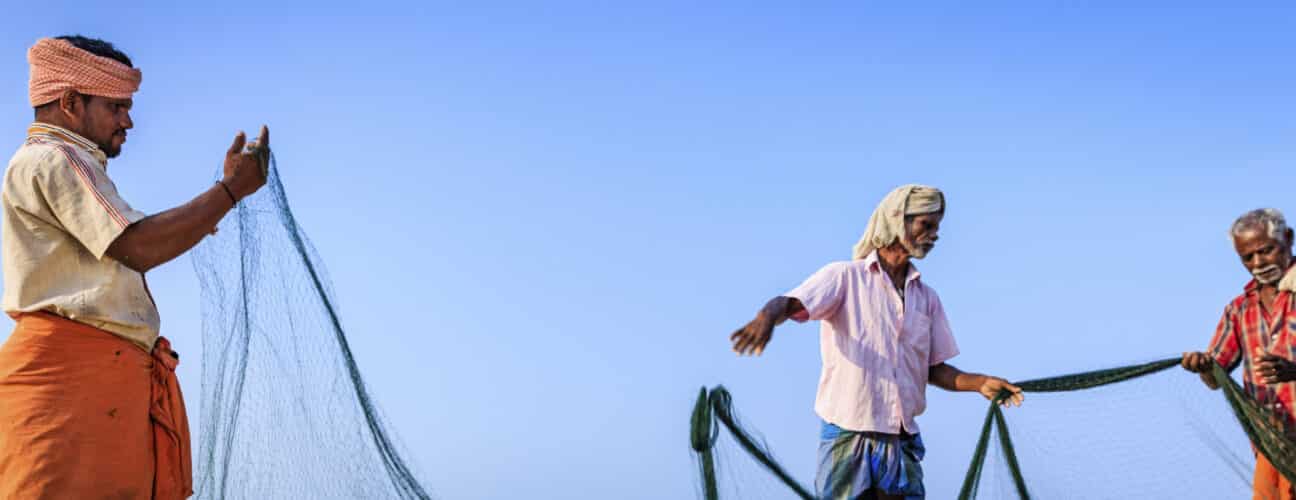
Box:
4;2;1296;499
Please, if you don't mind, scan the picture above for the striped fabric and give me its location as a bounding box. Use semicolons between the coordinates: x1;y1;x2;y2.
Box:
25;126;131;229
27;38;141;107
816;420;925;500
22;123;136;241
1209;277;1296;429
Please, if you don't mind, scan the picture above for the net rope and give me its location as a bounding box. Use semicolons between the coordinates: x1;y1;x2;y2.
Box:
691;357;1296;499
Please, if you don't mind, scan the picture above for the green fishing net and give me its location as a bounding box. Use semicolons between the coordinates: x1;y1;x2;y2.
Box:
691;358;1296;499
190;155;433;499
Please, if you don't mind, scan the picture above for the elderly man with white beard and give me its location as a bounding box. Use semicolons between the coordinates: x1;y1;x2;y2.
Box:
729;184;1023;500
1184;208;1296;500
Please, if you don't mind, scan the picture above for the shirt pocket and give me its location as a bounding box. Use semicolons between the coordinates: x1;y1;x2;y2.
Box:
903;311;933;364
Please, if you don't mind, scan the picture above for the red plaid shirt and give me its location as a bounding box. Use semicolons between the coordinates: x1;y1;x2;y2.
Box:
1209;279;1296;427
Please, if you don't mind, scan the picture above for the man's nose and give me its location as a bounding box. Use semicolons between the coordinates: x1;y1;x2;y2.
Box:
122;111;133;130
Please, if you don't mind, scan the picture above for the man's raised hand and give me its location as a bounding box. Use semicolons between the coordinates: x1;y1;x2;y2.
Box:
222;125;270;202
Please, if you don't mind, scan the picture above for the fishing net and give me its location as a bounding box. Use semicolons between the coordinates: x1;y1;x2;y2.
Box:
691;358;1296;499
190;155;433;499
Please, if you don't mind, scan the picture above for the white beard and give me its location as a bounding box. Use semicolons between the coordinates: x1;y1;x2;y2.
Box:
1253;264;1283;284
902;239;929;260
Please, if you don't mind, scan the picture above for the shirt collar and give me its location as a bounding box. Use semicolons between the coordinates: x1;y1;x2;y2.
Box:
862;250;923;284
26;122;108;166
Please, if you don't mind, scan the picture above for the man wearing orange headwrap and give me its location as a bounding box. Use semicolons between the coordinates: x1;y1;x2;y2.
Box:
0;35;269;499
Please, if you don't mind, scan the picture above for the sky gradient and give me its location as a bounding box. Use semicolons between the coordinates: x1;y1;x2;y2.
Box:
4;2;1296;498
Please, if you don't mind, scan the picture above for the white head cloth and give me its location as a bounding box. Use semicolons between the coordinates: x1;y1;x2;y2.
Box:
851;184;945;260
1280;267;1296;293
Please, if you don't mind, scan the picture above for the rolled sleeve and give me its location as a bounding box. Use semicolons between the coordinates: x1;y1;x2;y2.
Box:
33;147;146;259
928;291;960;366
785;262;847;322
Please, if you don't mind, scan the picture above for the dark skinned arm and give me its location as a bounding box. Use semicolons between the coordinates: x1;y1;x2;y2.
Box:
730;296;805;356
106;126;269;273
106;185;234;272
929;362;1024;407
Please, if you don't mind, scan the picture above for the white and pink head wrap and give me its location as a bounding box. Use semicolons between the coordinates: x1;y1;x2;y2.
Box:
27;38;141;107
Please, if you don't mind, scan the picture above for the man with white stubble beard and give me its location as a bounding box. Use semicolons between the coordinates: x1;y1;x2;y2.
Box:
1184;208;1296;500
729;184;1022;500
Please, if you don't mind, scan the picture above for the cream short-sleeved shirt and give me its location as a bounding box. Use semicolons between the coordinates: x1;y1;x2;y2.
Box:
2;123;159;350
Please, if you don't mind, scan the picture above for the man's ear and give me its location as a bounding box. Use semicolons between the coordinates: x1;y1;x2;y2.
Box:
1285;227;1294;250
57;89;82;121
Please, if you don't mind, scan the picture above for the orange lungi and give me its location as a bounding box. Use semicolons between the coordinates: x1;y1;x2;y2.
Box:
0;312;191;499
1255;451;1296;500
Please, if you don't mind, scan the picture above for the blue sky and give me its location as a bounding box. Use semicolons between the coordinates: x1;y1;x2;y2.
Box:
4;2;1296;498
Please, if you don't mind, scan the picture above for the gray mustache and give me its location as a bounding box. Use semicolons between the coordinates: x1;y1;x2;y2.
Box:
1253;264;1283;278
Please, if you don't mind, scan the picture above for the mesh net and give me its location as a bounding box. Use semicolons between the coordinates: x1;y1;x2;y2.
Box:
691;358;1296;500
190;155;433;499
691;387;817;500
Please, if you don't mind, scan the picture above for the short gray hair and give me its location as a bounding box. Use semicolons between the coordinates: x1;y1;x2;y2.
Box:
1231;208;1291;244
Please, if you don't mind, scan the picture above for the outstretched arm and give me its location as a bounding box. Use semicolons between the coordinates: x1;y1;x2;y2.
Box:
730;296;805;356
106;127;269;273
929;362;1024;407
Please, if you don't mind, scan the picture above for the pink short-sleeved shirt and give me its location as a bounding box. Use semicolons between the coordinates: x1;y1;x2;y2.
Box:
785;251;960;434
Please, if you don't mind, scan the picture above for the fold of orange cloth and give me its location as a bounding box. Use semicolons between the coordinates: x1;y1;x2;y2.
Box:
0;312;190;499
151;336;193;500
27;38;141;107
1255;452;1296;500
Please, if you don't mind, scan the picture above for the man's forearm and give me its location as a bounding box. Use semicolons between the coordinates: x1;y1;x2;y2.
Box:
930;363;985;392
953;371;989;392
106;184;234;273
757;296;803;326
932;363;1024;405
